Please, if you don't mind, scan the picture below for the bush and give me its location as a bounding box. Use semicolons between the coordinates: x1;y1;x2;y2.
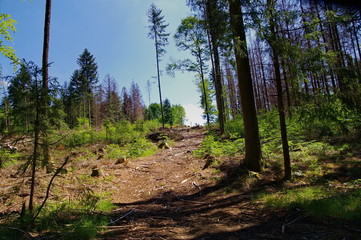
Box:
106;138;157;159
64;129;105;148
127;137;157;158
194;134;245;158
295;95;359;138
225;115;244;138
0;148;20;168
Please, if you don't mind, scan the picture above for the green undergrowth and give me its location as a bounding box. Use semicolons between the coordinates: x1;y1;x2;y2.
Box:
0;190;116;240
63;119;159;149
106;137;157;159
0;148;20;168
193;133;244;160
199;106;361;222
256;185;361;221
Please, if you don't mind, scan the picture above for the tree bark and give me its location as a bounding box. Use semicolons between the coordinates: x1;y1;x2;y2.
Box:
197;50;210;126
41;0;52;166
205;0;226;134
267;0;291;180
155;33;165;130
229;0;262;172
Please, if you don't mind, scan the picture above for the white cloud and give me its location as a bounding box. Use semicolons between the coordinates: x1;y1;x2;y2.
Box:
183;103;205;126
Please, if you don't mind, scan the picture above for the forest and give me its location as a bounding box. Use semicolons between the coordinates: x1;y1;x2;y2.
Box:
0;0;361;239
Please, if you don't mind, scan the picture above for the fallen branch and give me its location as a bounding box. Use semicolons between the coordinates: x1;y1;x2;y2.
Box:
0;227;33;239
282;214;306;234
344;225;361;233
109;208;136;225
192;182;201;190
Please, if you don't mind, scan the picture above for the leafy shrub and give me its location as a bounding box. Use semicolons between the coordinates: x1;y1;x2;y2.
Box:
225;115;244;138
127;137;157;158
106;144;127;159
296;95;359;138
0;148;20;168
64;129;104;148
106;138;157;159
194;134;245;158
134;119;160;134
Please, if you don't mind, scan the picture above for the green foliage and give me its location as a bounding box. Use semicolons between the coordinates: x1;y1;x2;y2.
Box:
225;115;244;138
107;138;157;159
257;187;361;221
6;60;65;133
146;103;161;121
197;78;217;123
0;13;18;66
0;147;20;168
147;3;169;58
194;134;245;159
64;49;99;127
127;137;157;158
171;104;186;126
147;101;185;127
296;95;359;138
7;61;39;132
106;144;127;159
106;120;146;145
64;119;159;151
0;188;115;240
64;129;104;148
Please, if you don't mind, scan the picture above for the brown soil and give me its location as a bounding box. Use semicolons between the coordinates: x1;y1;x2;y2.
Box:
1;127;360;239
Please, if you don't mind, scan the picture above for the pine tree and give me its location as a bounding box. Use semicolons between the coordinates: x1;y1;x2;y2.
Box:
103;74;122;122
130;81;145;122
8;61;37;132
147;4;169;130
68;49;99;126
163;98;173;126
121;87;132;122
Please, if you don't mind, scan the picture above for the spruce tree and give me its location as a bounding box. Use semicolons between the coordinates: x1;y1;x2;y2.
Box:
147;4;169;129
68;49;99;126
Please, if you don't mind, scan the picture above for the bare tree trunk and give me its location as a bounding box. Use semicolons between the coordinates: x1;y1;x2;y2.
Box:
229;0;262;172
41;0;52;167
154;33;165;130
224;60;238;118
205;0;226;134
255;39;270;110
267;0;291;180
197;50;210;126
29;76;41;217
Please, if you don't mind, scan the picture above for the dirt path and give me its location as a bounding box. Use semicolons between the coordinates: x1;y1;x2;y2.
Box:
107;128;215;204
97;128;361;240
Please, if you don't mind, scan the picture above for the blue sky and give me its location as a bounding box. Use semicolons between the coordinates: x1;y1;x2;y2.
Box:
0;0;205;125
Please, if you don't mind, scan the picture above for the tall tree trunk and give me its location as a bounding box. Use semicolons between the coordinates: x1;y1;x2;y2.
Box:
155;33;165;130
198;51;210;126
41;0;51;167
29;77;41;218
267;0;291;180
281;59;292;115
224;60;238;118
210;39;226;133
229;0;262;172
255;40;270;110
205;0;226;134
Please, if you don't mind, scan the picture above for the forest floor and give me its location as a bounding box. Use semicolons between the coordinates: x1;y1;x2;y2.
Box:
1;127;361;239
